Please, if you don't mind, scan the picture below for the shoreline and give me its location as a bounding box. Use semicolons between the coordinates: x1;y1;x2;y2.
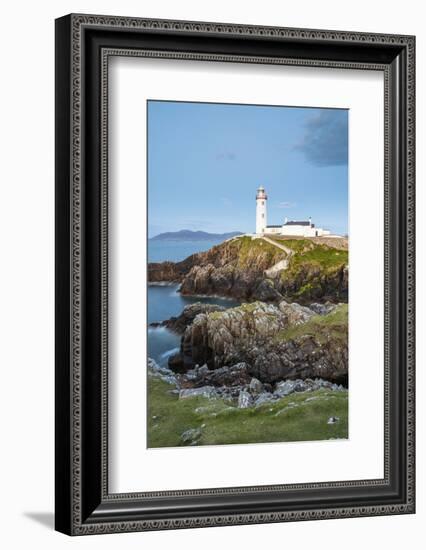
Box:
148;282;240;304
148;281;179;287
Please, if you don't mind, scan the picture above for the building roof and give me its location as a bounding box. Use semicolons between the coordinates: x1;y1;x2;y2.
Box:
284;220;311;226
266;225;282;228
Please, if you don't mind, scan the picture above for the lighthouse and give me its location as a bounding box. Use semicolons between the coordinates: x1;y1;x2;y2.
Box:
256;185;267;234
254;186;332;237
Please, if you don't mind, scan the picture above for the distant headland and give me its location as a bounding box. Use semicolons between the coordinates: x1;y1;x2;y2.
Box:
150;230;243;242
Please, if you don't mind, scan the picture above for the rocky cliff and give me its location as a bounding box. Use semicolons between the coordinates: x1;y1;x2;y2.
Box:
148;236;348;303
168;300;348;385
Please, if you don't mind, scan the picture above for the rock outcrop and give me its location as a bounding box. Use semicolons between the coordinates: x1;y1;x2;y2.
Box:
183;362;252;388
272;263;348;303
148;236;348;304
148;356;347;411
148;260;189;283
168;301;348;384
150;302;226;333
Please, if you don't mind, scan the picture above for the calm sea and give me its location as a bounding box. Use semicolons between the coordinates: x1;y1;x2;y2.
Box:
148;239;222;263
148;240;238;366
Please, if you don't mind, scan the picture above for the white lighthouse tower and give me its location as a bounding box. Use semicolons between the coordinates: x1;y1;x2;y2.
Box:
256;185;267;234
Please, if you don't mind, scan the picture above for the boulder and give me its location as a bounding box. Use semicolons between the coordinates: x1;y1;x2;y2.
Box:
198;364;209;374
249;377;264;395
180;428;202;445
254;392;274;407
147;357;179;386
274;379;307;397
204;362;252;387
238;390;253;408
254;279;283;302
310;302;338;316
180;362;252;389
179;386;217;399
168;352;186;373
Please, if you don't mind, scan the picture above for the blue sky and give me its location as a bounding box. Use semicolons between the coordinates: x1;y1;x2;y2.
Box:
147;101;348;236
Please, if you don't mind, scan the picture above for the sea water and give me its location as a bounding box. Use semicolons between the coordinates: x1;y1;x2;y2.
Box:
148;239;223;263
147;240;238;366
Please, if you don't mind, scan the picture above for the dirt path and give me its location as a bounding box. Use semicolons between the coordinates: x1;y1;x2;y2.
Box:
261;235;293;275
261;235;293;256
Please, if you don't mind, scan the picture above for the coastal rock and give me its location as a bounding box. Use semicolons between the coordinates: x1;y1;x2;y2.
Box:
198;364;210;376
309;302;338;316
179;263;266;302
249;377;264;395
184;366;202;382
179;386;217;399
251;337;348;384
238;390;253;408
172;302;348;384
204;362;252;387
254;392;274;407
274;379;306;397
274;378;346;397
278;300;315;324
175;373;346;409
148;261;187;283
253;279;283;302
148;236;348;304
176;301;290;370
152;302;226;333
147;357;179;386
180;428;202;445
168;353;187;373
180;362;252;388
274;263;348;304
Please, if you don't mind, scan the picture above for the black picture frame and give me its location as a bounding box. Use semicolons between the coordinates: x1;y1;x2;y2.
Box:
55;13;415;535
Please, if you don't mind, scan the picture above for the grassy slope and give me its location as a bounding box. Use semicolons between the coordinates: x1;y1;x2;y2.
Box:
270;238;348;269
227;236;286;269
275;303;348;345
267;239;348;302
148;377;348;448
230;236;348;270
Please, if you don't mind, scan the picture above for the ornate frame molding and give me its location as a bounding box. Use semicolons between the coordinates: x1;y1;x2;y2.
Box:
55;14;415;535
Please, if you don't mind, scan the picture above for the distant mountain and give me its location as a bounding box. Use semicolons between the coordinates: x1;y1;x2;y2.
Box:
150;230;243;242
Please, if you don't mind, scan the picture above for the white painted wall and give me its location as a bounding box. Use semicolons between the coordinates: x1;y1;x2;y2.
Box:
256;198;267;233
265;225;331;237
256;188;267;233
0;1;423;549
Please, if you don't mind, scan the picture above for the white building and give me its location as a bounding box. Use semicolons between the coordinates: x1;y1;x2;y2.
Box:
255;185;331;237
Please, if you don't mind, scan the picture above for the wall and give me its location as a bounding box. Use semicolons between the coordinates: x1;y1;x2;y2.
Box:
0;0;423;548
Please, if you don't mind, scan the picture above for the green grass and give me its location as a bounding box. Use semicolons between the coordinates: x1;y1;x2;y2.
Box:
147;377;348;448
268;238;348;272
291;245;348;270
227;236;348;276
228;236;286;269
272;241;348;302
270;238;314;253
274;303;348;345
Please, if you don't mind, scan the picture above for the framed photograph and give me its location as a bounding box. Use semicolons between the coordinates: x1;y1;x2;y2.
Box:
55;14;415;535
